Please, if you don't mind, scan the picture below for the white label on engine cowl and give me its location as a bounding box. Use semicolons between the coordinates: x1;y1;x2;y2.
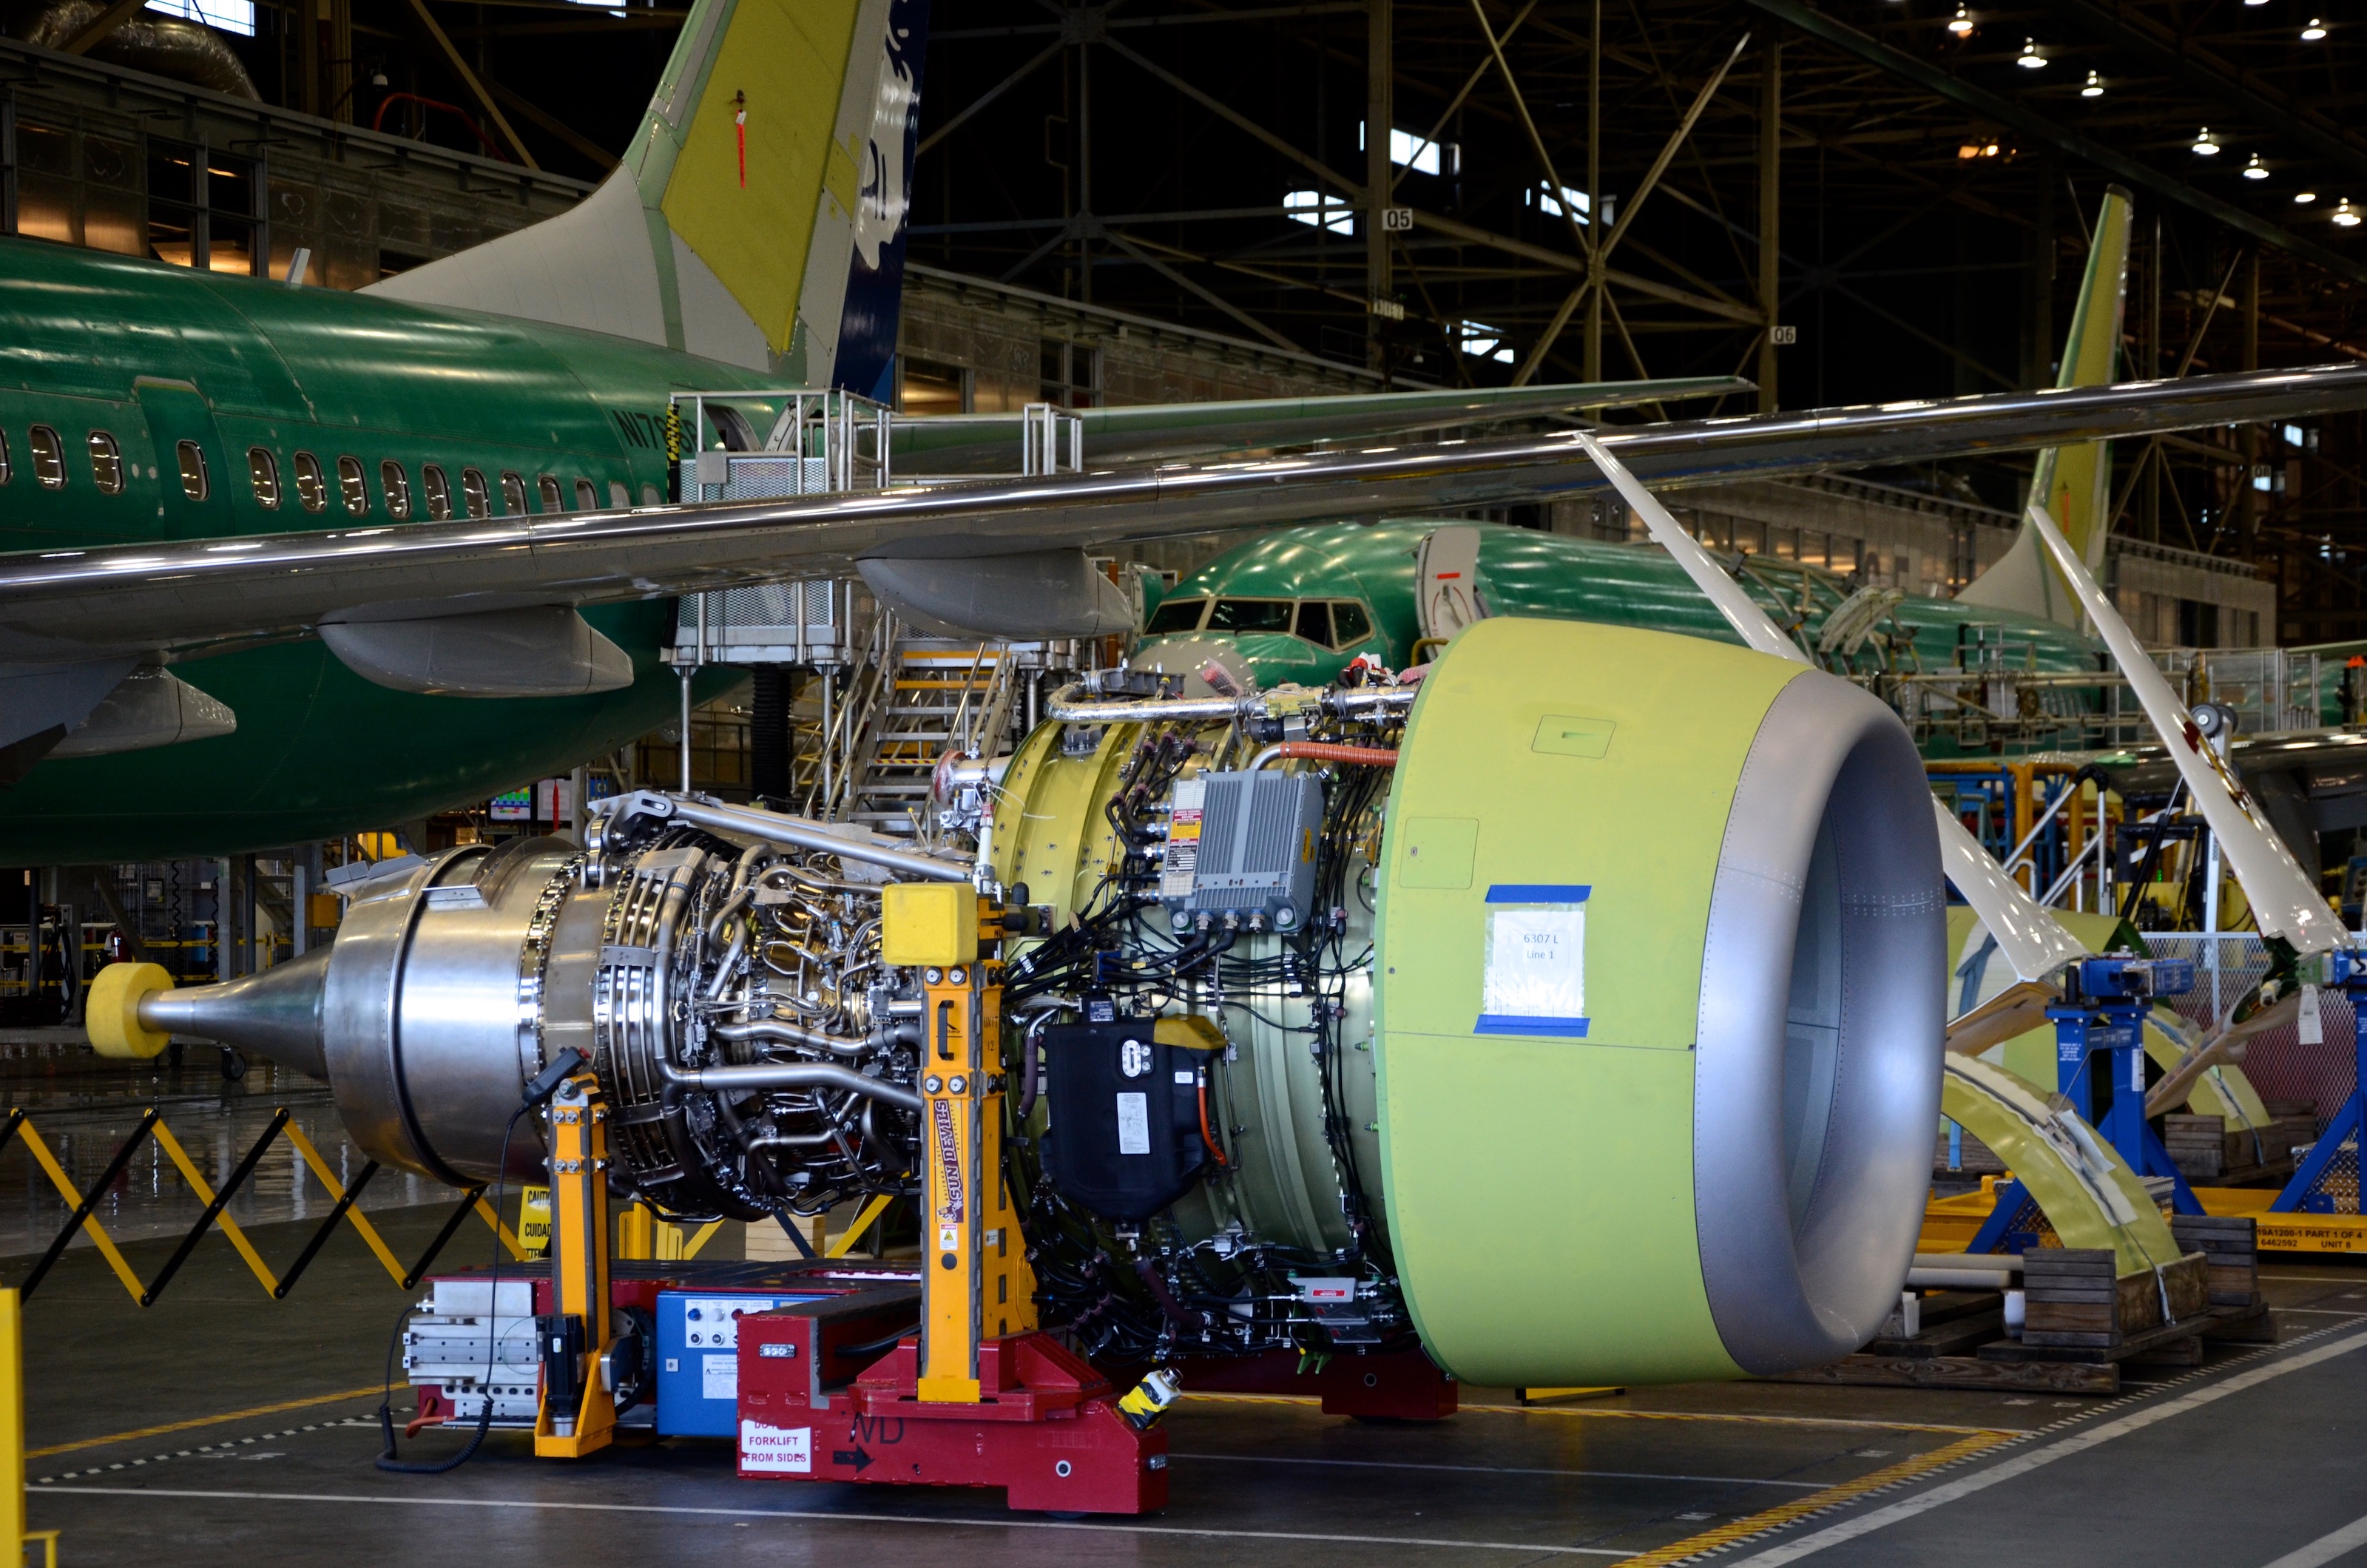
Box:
1115;1091;1150;1154
1482;907;1586;1026
703;1353;738;1400
740;1422;812;1473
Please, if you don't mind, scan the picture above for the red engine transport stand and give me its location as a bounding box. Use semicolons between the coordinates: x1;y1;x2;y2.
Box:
1179;1340;1458;1420
738;1313;1167;1513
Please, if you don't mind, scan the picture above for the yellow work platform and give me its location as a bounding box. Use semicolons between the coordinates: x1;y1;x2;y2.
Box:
1922;1182;2367;1257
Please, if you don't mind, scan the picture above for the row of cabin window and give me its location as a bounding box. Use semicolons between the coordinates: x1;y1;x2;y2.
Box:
0;424;638;520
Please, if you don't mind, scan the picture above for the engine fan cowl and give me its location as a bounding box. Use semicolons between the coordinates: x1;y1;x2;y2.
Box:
1375;617;1945;1385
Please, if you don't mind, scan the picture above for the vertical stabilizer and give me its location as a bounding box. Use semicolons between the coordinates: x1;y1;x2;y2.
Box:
1954;187;2133;626
365;0;928;394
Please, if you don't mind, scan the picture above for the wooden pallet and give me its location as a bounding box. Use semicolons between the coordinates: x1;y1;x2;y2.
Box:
1771;1230;2275;1394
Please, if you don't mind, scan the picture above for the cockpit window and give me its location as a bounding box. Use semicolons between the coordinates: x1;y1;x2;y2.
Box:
1331;600;1373;646
1292;601;1331;646
1206;598;1294;634
1142;597;1209;635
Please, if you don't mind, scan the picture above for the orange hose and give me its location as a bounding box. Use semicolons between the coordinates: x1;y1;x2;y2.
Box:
1265;743;1398;766
1198;1077;1229;1169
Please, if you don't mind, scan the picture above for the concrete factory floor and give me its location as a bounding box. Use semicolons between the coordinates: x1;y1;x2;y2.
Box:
7;1206;2364;1566
5;1041;2367;1565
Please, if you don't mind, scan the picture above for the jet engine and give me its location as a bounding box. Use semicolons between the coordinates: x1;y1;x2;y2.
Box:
88;617;1944;1386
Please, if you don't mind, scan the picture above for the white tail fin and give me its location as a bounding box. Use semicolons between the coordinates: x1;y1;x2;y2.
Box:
366;0;927;394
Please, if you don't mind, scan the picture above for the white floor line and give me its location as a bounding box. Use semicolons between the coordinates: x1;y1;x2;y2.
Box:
1731;1328;2367;1566
2258;1510;2367;1568
2277;1308;2367;1316
1172;1453;1826;1488
33;1485;1632;1555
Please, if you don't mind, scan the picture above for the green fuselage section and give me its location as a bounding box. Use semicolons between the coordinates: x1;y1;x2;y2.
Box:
1138;521;2107;747
0;234;772;861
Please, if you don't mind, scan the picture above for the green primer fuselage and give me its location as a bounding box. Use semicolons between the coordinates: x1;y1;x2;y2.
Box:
1138;520;2106;753
0;234;772;861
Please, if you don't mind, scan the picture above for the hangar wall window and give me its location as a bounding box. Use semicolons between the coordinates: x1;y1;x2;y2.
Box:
337;456;367;515
146;138;262;276
29;425;64;488
1039;340;1101;409
87;430;124;494
381;459;412;519
291;450;327;513
247;447;280;507
461;467;490;518
422;464;452;521
537;475;562;513
178;440;209;501
500;471;527;516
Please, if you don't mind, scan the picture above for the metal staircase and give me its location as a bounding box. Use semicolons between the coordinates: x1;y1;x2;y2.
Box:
838;639;1018;835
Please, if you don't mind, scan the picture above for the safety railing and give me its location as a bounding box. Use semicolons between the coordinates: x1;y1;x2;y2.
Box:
0;1106;528;1307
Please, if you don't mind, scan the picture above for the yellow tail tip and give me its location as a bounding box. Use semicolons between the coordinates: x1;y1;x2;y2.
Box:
87;962;175;1061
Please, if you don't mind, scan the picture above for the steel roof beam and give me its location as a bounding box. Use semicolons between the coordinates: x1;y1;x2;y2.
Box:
1743;0;2367;289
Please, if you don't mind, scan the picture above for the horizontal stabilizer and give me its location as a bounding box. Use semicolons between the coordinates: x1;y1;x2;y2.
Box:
894;376;1752;473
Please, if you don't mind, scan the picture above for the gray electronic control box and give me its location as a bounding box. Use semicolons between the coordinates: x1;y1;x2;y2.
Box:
1159;770;1324;930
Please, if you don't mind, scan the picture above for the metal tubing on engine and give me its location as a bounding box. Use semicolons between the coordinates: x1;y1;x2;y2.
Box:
658;1058;925;1112
1247;742;1402;771
709;1017;917;1057
621;794;973;883
1043;683;1254;725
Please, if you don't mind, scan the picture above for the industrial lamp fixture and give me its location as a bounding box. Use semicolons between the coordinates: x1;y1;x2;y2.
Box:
2302;18;2329;41
2081;69;2104;97
2297;191;2320;205
2192;127;2221;155
2334;198;2360;228
2016;37;2045;68
2243;152;2269;180
1946;6;1973;37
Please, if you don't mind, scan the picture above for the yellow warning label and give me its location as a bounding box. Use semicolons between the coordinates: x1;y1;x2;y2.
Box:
517;1186;552;1257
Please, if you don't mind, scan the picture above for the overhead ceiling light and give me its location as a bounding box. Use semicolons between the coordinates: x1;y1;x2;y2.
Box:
2335;198;2360;228
2297;190;2320;204
2303;18;2329;41
2243;152;2269;180
1947;6;1973;38
2016;36;2045;68
2193;126;2221;155
2081;69;2104;97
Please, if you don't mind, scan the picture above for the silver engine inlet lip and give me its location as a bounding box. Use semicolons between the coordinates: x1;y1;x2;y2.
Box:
1691;669;1947;1375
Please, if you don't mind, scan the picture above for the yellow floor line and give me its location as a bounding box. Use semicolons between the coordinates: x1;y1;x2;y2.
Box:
29;1385;386;1459
1613;1430;2018;1567
1179;1393;2019;1437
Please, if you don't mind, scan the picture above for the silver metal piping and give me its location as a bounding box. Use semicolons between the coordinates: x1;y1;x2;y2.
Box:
601;792;973;883
658;1058;924;1112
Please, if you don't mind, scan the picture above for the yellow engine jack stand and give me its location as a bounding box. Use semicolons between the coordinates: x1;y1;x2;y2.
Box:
533;1069;617;1459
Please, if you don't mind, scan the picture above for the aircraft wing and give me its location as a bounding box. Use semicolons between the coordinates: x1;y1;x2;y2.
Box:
890;376;1753;472
8;362;2367;666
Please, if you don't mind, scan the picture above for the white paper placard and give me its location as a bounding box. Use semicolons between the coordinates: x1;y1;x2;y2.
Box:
740;1422;812;1473
1482;907;1587;1024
